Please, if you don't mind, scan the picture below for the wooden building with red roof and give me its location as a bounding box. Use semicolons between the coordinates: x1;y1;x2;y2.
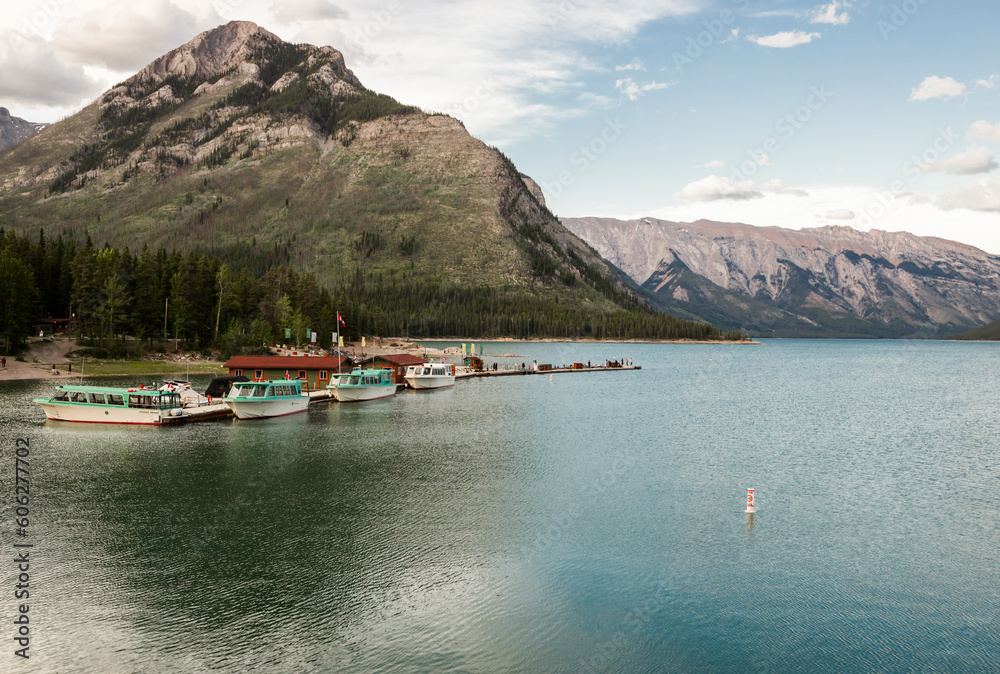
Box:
223;355;352;391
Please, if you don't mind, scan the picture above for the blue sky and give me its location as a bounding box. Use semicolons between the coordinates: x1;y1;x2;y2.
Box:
3;0;1000;251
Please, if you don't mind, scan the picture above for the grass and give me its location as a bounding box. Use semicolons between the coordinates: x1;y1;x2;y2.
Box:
74;359;226;376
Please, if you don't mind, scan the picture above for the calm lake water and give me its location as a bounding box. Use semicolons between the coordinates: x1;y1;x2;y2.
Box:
2;340;1000;672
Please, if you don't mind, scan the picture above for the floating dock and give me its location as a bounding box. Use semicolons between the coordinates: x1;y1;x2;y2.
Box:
470;365;641;378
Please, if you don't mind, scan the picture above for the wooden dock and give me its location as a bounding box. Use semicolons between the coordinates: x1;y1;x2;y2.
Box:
470;365;641;378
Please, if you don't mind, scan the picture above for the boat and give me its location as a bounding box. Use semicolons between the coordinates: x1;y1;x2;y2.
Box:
33;385;185;425
223;379;308;419
403;362;456;390
328;368;397;402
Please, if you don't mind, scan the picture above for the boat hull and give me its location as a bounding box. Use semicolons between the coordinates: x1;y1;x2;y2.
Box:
330;385;397;402
35;401;182;425
224;397;308;419
404;375;455;390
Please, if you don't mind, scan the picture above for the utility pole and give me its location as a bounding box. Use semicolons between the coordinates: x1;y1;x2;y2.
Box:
164;297;169;344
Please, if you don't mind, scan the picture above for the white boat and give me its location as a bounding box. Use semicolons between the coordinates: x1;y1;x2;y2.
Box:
404;362;456;390
328;368;397;402
224;380;308;419
33;385;185;425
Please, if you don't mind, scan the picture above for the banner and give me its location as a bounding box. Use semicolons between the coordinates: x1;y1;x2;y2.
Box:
284;328;291;338
311;332;317;343
361;336;366;348
338;336;344;347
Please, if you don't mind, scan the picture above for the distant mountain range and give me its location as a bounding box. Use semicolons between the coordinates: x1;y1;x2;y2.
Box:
0;21;656;323
563;216;1000;338
0;107;46;151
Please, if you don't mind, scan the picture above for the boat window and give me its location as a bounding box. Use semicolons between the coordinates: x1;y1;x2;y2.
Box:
70;391;88;403
252;385;266;397
349;376;360;385
160;394;180;409
88;393;106;405
52;390;69;402
128;395;153;409
107;394;124;406
422;368;431;375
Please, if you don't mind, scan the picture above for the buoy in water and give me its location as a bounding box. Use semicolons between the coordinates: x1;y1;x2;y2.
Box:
745;488;756;513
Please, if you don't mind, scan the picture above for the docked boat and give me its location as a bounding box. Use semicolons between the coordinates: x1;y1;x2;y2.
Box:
328;368;397;402
404;362;456;390
223;379;307;419
33;385;185;425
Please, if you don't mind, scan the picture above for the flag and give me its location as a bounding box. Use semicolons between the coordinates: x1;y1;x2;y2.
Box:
338;336;344;347
284;328;291;338
337;313;346;326
311;332;317;343
332;331;337;344
362;336;366;348
462;343;466;356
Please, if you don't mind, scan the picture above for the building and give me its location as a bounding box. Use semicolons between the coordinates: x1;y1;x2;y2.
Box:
223;355;352;391
356;353;427;385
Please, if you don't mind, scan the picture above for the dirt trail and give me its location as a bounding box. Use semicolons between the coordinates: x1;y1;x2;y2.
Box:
1;337;79;382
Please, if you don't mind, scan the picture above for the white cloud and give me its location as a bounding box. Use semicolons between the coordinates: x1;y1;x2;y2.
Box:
615;77;672;101
271;0;347;21
918;146;998;175
908;75;966;101
0;36;98;107
825;208;855;220
675;176;763;201
975;74;1000;89
761;179;808;197
811;1;851;25
696;160;725;169
615;57;645;72
938;176;1000;212
969;120;1000;142
748;31;821;48
52;0;204;72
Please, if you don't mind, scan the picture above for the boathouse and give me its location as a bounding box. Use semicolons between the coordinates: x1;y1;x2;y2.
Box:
223;355;352;391
355;353;427;384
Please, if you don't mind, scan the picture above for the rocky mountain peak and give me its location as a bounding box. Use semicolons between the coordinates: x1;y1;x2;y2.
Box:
135;21;279;84
0;107;47;151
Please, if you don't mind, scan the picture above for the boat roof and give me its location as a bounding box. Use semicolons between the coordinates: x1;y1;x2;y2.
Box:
53;384;176;394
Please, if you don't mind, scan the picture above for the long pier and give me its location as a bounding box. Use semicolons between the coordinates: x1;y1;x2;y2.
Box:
468;365;641;378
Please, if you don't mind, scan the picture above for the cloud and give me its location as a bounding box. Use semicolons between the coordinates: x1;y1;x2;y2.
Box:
696;160;725;169
811;1;851;25
748;31;821;48
976;75;1000;89
908;75;966;101
969;120;1000;142
52;0;203;72
271;0;348;22
938;176;1000;212
675;176;763;201
0;36;98;107
918;146;998;175
761;179;808;196
615;57;645;72
825;208;855;220
615;77;672;101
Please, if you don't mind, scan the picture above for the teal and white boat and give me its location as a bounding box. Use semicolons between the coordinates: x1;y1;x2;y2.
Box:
34;385;185;425
224;379;307;419
328;368;397;402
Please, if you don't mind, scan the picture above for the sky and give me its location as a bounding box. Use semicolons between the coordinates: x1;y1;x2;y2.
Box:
3;0;1000;251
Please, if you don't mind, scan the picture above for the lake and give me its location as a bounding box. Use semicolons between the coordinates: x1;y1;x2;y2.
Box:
2;339;999;672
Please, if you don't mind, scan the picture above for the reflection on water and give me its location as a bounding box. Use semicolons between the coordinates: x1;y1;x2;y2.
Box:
2;341;1000;672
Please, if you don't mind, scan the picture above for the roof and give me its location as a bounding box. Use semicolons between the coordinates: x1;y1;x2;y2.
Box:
372;353;427;366
224;355;351;369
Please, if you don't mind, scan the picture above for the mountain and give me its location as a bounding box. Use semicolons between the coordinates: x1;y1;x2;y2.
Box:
562;216;1000;338
0;21;670;332
0;108;47;151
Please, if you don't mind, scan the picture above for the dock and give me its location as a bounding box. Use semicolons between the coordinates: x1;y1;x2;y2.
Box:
470;365;641;378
